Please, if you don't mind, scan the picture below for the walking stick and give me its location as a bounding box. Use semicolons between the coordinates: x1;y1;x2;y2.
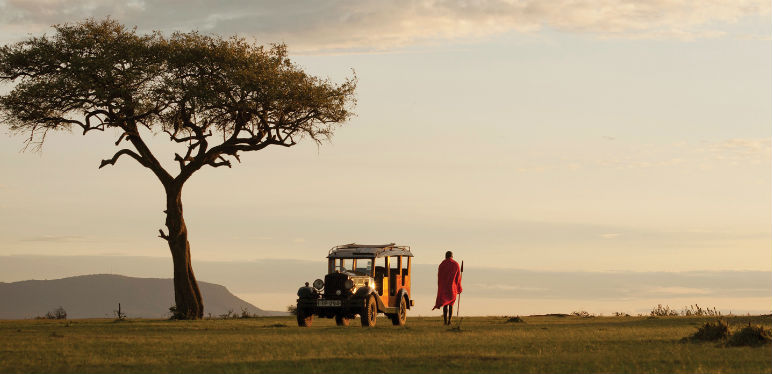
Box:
455;260;464;328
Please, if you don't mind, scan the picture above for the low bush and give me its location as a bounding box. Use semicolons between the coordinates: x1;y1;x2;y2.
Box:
44;306;67;320
727;324;772;347
506;316;524;323
689;319;729;341
571;310;594;318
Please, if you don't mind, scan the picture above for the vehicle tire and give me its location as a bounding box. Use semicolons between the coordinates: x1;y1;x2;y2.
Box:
391;296;407;326
360;295;377;327
296;307;313;327
335;314;350;326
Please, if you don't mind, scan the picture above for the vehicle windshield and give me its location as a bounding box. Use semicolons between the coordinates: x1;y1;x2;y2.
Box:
353;258;373;276
333;258;348;272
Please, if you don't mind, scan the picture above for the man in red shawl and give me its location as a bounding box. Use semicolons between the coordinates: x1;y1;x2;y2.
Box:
433;251;462;325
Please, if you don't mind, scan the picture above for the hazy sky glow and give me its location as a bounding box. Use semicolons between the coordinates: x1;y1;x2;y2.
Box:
0;1;770;314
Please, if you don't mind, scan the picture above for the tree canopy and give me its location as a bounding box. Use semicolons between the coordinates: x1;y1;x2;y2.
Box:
0;18;356;184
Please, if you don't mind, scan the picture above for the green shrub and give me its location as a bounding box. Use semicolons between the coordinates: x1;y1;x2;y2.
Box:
727;324;772;347
506;316;524;323
168;305;186;320
689;319;729;341
571;310;594;318
44;306;67;320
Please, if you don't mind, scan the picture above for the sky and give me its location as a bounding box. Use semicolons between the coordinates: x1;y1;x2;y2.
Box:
0;1;770;314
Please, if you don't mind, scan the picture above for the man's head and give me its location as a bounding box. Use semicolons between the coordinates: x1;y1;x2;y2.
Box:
445;251;453;259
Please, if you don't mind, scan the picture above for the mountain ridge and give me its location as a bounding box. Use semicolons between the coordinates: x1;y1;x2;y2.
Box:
0;274;287;319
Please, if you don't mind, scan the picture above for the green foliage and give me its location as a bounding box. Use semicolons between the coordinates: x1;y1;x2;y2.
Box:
505;316;524;323
727;324;772;347
571;310;594;318
42;306;67;320
689;319;729;341
0;17;356;177
167;305;185;320
286;304;298;316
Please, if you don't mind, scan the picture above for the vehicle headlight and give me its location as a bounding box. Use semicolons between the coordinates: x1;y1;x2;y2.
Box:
344;279;354;290
312;279;324;290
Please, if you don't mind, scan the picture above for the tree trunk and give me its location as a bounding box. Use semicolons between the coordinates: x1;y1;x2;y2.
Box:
165;184;204;319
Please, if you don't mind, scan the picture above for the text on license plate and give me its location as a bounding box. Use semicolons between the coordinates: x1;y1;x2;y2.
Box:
317;300;341;307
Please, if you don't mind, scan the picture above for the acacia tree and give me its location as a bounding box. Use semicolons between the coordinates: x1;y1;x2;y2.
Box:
0;19;356;319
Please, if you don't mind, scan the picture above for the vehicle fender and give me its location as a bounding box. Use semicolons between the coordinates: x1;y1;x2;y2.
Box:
297;286;317;300
353;287;387;311
354;286;374;299
396;289;411;310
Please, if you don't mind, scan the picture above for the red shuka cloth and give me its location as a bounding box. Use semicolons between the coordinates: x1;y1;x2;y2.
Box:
433;258;463;310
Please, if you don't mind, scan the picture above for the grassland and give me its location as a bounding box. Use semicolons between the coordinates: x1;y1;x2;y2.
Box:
0;315;769;373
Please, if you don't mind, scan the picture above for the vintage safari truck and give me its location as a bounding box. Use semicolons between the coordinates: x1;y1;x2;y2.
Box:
295;243;414;327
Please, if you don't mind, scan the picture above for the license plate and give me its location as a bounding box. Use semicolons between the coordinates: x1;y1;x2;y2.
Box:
317;300;341;307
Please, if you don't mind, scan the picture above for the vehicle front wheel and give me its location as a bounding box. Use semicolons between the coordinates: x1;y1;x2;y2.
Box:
296;306;313;327
360;295;377;327
391;297;407;326
335;314;350;326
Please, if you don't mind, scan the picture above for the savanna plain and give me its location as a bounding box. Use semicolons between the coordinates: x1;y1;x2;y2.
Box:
0;315;769;374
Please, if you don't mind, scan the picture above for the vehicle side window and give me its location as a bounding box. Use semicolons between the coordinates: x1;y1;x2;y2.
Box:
389;256;400;276
389;256;400;295
374;257;386;275
354;259;372;276
402;257;410;286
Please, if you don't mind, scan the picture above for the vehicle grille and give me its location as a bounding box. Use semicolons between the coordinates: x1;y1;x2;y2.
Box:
324;273;348;296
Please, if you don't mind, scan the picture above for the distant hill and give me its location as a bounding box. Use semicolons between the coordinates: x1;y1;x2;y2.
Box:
0;274;287;319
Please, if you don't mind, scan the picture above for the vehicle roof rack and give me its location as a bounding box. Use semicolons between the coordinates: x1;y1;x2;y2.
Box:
327;243;413;258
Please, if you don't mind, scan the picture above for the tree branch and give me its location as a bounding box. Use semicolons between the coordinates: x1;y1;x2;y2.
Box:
114;132;129;146
99;149;148;169
164;128;212;143
207;155;232;168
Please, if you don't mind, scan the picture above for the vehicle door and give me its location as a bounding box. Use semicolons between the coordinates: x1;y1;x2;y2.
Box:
388;255;401;306
374;256;388;306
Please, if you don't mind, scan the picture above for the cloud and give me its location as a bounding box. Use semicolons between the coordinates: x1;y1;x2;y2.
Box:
0;0;768;53
699;138;772;164
599;233;621;239
647;286;712;296
20;235;87;243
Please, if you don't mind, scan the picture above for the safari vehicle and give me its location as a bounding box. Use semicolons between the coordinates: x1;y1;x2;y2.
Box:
296;243;414;327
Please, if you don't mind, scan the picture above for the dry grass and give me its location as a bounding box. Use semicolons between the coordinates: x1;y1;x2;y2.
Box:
0;315;769;373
